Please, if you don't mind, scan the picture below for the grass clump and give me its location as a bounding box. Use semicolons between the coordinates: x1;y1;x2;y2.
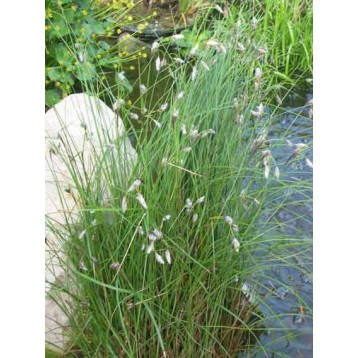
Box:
46;4;312;357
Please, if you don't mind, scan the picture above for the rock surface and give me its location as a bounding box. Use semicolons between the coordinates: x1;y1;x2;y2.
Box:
45;93;137;351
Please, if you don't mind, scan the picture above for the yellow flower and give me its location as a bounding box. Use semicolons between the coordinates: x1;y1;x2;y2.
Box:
127;15;133;21
130;65;135;70
127;99;132;105
55;82;61;87
71;5;77;11
117;29;122;34
82;10;88;16
97;54;102;59
142;53;147;58
152;11;157;16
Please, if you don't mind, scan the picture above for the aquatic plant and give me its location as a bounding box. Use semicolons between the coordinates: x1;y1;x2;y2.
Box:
238;0;313;85
45;0;148;107
46;7;312;355
46;1;312;356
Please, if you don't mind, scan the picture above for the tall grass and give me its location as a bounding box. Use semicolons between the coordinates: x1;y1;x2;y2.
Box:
46;3;312;357
232;0;313;87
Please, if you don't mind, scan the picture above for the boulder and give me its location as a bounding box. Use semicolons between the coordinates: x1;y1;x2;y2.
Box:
45;93;137;351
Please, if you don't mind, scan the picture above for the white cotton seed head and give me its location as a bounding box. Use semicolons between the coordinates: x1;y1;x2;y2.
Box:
232;224;239;233
174;57;185;64
255;67;262;81
155;56;161;71
165;250;172;264
274;166;280;179
153;119;162;128
200;129;216;138
148;233;157;241
200;60;210;71
79;261;88;271
155;253;165;265
151;41;159;54
130;113;139;121
122;196;128;213
191;66;198;81
146;241;155;254
177;91;184;100
128;179;141;192
173;108;179;118
192;213;198;223
160;103;168;112
237;42;245;52
162;215;171;222
110;262;120;271
79;229;86;240
78;52;85;63
232;238;240;253
305;158;313;169
138;226;144;236
264;164;270;179
118;71;126;81
236;114;244;126
171;34;184;40
224;216;233;225
206;39;220;47
136;193;147;209
153;228;163;240
182;147;192;153
185;198;193;210
139;84;147;95
189;44;198;57
252;17;258;29
215;4;224;14
190;127;199;140
181;123;187;135
196;196;205;204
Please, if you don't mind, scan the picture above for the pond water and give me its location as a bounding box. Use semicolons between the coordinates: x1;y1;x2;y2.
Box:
246;91;313;358
121;1;195;38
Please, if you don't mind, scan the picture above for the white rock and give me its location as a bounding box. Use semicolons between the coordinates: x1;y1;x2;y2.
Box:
45;93;137;350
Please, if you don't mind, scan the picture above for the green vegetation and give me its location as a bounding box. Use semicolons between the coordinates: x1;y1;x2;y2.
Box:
46;1;312;356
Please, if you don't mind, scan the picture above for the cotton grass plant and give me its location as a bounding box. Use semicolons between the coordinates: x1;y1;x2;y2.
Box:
46;5;312;357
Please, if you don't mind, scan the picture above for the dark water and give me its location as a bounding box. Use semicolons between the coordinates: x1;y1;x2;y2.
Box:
245;91;313;358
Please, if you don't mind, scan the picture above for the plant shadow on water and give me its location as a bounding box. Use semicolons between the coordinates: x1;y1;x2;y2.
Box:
242;91;313;358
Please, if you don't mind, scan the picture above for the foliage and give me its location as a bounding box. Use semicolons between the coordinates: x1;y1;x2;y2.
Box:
239;0;313;86
45;1;312;356
46;9;312;356
45;0;140;107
